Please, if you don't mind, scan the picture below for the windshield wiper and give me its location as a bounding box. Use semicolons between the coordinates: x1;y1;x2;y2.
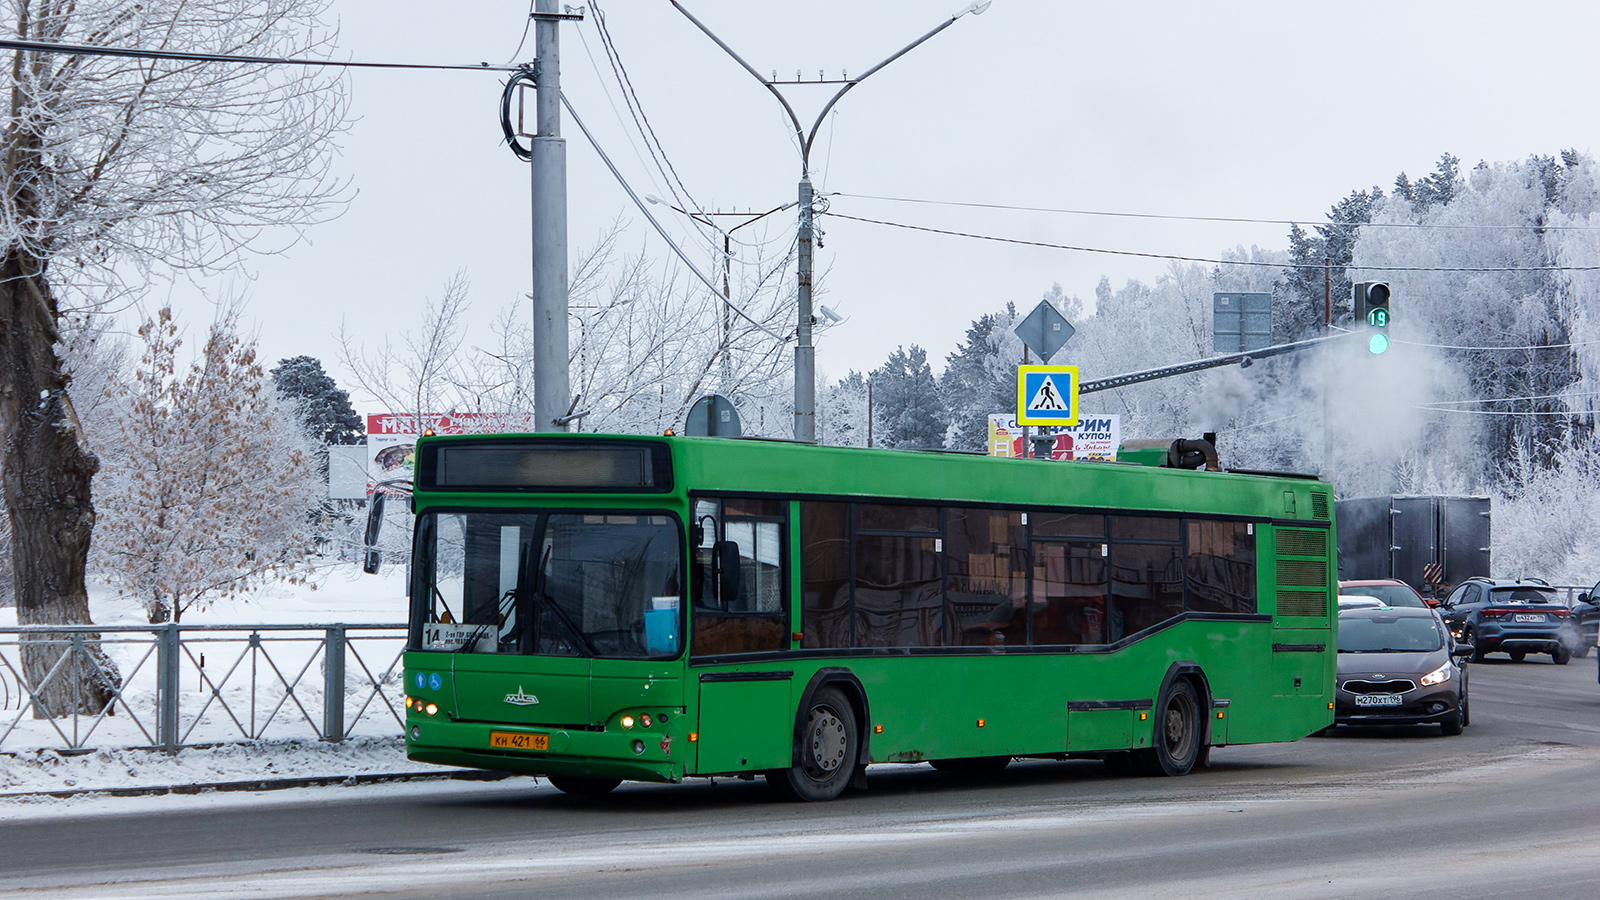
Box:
531;544;596;658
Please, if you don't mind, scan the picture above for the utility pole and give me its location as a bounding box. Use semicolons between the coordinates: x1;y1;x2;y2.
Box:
531;0;570;433
796;177;817;441
673;1;993;442
1323;256;1333;476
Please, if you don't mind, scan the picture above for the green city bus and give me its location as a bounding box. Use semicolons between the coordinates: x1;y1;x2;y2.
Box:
397;433;1335;801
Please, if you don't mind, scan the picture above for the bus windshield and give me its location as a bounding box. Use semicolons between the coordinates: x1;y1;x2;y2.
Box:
413;511;682;659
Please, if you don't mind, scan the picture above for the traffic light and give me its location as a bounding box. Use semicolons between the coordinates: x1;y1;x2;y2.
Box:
1353;282;1391;354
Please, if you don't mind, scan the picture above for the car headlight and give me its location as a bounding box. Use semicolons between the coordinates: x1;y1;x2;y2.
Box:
1420;663;1452;687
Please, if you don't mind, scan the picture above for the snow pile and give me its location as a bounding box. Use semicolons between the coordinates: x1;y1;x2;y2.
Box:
0;736;431;797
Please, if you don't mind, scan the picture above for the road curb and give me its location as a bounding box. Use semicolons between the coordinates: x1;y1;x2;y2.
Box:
0;768;516;801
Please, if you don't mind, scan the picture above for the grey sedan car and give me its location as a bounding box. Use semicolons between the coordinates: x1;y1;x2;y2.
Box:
1335;606;1474;735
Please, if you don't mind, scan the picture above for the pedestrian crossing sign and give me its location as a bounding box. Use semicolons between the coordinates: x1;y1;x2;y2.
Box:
1016;366;1079;426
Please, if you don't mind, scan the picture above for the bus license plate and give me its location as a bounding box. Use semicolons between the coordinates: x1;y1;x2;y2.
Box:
1514;614;1544;623
1354;694;1402;707
489;731;549;751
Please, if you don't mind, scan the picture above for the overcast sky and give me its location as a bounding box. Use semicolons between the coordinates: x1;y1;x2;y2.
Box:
172;1;1600;412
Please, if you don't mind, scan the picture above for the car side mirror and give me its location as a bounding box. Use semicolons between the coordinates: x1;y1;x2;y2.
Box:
713;540;742;607
1451;643;1475;658
1579;592;1589;604
361;491;387;575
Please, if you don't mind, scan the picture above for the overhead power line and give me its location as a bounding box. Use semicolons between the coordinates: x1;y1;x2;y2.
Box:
834;191;1600;231
0;37;522;71
1394;337;1600;351
824;211;1600;273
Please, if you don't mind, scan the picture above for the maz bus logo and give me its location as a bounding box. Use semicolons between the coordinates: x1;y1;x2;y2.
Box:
504;686;540;706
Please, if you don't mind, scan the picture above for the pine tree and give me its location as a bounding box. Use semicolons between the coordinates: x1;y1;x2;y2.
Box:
271;356;363;446
941;311;1008;451
871;346;944;449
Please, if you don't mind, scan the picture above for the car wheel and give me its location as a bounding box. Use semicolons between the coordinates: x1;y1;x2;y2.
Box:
1461;680;1471;727
548;775;622;797
1440;704;1464;736
1464;625;1484;662
1508;651;1526;663
1551;644;1572;665
767;686;857;802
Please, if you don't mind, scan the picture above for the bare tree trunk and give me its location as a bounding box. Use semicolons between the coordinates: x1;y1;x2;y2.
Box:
0;247;118;717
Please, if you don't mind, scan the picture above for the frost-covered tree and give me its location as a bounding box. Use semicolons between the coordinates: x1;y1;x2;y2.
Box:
817;370;870;447
271;356;363;447
342;224;803;440
0;0;347;710
1353;152;1598;486
93;306;321;623
870;345;943;449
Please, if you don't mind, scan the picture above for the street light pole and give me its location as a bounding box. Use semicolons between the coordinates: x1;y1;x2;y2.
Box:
646;195;796;395
672;1;992;442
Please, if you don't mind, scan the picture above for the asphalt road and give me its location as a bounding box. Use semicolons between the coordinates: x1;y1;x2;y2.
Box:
4;654;1599;899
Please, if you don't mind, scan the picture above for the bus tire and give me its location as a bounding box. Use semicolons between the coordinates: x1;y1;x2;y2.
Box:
929;756;1011;775
548;775;622;797
767;686;857;802
1133;678;1202;777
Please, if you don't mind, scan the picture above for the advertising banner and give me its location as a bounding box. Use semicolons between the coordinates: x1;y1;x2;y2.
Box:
366;412;528;490
987;414;1120;461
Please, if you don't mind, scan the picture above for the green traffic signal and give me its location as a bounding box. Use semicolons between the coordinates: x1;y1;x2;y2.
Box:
1355;282;1391;355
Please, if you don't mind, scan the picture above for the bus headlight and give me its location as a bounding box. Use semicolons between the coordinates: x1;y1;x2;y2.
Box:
1420;663;1452;687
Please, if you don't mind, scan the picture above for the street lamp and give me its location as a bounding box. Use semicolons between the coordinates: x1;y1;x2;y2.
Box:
646;193;797;392
672;1;994;442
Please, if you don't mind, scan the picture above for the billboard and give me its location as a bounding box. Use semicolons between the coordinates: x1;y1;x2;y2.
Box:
987;414;1120;461
366;412;531;490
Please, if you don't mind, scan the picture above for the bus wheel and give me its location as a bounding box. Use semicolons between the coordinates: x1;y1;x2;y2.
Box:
930;756;1011;775
767;686;857;802
548;775;622;796
1133;679;1202;777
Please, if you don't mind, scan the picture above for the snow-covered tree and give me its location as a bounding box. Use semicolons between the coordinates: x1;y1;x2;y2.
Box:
271;356;363;447
94;307;322;623
870;345;943;449
0;0;347;711
341;223;804;439
817;370;871;447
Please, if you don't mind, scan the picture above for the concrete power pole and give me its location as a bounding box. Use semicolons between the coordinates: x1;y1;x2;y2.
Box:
795;177;816;442
532;0;570;433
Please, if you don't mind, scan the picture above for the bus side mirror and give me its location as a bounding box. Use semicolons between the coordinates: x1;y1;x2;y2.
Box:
362;492;387;575
714;540;742;607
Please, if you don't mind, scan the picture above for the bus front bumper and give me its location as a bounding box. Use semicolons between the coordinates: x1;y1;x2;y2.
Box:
405;717;686;784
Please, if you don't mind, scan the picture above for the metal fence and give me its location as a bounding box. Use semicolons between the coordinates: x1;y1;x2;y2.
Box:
0;623;408;753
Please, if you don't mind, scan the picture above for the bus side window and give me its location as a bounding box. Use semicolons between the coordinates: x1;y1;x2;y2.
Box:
691;497;789;656
1186;520;1257;615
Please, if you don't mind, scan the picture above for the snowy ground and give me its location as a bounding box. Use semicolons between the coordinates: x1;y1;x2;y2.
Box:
0;563;421;797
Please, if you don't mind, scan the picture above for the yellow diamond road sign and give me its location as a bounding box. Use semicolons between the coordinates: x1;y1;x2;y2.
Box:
1017;366;1079;426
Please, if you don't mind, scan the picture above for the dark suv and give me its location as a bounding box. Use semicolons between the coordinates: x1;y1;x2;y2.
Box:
1439;578;1582;664
1571;582;1600;658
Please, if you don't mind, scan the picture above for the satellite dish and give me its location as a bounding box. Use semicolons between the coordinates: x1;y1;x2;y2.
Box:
685;394;742;437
